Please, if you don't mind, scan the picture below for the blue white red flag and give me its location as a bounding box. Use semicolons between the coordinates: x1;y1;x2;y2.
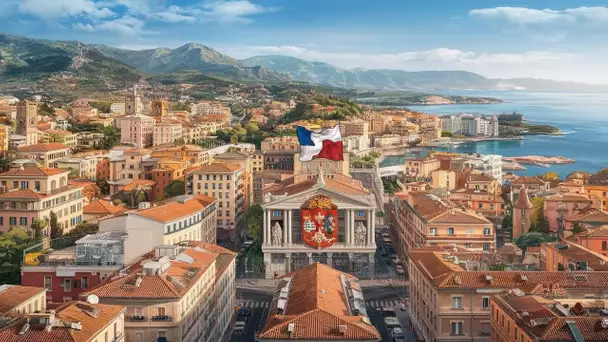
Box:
296;125;343;161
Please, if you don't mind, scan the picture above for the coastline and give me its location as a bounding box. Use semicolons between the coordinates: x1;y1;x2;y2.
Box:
419;136;526;147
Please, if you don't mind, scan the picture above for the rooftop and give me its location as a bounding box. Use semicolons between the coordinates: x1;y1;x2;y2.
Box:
83;200;127;216
404;192;491;224
266;175;369;197
0;285;46;313
257;263;380;340
0;164;68;177
494;292;608;342
542;241;608;271
0;301;125;342
193;162;243;173
17;143;70;152
132;194;216;223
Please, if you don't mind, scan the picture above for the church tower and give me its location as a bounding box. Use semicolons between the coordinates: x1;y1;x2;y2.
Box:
125;85;143;115
512;186;533;240
16;100;39;146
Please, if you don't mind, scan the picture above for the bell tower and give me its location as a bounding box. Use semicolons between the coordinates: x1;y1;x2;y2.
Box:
125;85;142;115
16;100;39;145
513;186;533;240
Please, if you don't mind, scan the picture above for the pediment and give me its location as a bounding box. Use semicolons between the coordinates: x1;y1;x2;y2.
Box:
263;185;375;209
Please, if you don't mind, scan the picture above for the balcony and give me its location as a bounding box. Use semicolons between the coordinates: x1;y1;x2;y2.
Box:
126;315;147;322
151;315;173;322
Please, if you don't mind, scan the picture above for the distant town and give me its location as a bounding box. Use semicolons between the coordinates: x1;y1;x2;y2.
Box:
0;80;607;342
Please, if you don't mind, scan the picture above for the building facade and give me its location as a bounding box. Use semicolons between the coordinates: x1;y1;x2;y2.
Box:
120;114;155;148
261;172;377;279
16;143;71;167
16;100;38;146
153;121;183;146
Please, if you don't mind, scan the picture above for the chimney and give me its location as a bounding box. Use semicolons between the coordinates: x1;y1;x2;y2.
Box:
338;325;347;335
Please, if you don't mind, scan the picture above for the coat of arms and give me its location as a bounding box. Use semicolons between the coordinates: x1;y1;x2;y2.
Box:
301;195;338;249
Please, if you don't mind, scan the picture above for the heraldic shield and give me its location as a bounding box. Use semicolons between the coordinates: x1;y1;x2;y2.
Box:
301;195;338;249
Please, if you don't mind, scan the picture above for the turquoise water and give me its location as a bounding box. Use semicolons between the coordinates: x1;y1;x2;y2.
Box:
379;92;608;178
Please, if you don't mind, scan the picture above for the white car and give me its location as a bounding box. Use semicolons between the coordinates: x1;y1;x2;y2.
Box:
391;327;406;342
384;317;401;328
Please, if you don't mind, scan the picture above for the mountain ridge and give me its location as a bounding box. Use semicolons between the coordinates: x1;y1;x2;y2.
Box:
241;54;608;92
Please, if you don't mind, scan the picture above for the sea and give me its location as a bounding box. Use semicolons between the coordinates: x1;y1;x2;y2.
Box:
379;91;608;178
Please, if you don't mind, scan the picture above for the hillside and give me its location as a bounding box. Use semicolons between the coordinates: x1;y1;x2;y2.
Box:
0;34;141;98
279;94;363;124
95;43;292;83
242;55;608;92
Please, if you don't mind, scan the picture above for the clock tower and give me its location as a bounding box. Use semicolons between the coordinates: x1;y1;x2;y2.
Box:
16;100;39;146
125;85;143;115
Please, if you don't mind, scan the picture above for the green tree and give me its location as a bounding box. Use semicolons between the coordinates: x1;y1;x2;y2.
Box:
0;227;34;284
65;222;99;237
173;138;185;145
164;180;185;198
571;222;585;234
557;263;565;271
0;154;13;172
230;134;239;144
502;209;513;240
515;232;557;252
30;219;48;240
101;126;121;149
441;131;453;137
530;197;550;233
39;102;55;116
244;204;264;243
89;101;113;113
170;102;190;111
539;172;561;181
96;179;110;195
49;211;62;239
245;122;260;134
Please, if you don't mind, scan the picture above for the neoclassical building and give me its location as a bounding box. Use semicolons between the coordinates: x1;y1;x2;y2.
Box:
261;169;377;279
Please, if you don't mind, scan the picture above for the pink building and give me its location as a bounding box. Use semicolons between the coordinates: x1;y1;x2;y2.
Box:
0;164;84;234
543;193;601;233
119;114;155;148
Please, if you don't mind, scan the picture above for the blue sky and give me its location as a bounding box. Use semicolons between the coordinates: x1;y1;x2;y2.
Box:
1;0;608;83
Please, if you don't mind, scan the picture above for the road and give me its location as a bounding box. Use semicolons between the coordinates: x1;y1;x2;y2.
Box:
229;289;273;342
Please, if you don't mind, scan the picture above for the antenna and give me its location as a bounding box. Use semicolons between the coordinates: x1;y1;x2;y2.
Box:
86;294;99;305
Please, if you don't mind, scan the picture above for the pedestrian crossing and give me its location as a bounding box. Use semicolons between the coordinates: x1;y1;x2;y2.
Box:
237;300;401;309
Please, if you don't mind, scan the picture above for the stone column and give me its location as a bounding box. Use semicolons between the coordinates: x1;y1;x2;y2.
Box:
345;209;351;245
366;209;373;246
267;209;273;244
283;209;288;246
327;252;334;268
350;210;356;245
264;253;271;279
348;252;355;272
368;253;375;279
287;210;292;245
371;209;376;245
285;254;291;273
307;253;313;265
263;210;268;244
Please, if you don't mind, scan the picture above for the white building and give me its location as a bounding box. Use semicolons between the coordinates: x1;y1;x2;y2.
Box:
464;154;503;183
342;135;370;154
441;114;500;137
261;170;377;279
153;122;183;146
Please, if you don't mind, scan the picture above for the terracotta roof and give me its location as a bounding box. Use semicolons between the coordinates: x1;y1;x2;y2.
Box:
542;241;608;271
573;225;608;238
124;148;150;155
511;176;547;185
86;244;225;300
266;175;369;197
257;263;380;340
17;143;69;152
120;179;156;191
0;301;125;342
494;293;608;342
193;162;243;173
0;189;44;200
566;210;608;224
467;173;494;182
0;285;46;313
0;165;67;177
83;200;127;216
409;250;608;290
134;194;216;223
545;193;594;202
515;186;533;209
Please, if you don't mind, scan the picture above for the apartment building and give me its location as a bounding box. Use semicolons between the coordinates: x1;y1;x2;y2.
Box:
343;134;370;153
584;185;608;210
464;154;503;183
0;300;125;342
252;150;264;173
120;114;155;148
341;120;370;137
0;164;84;234
85;242;236;342
55;155;100;180
391;192;494;260
213;150;253;207
408;249;608;342
540;240;608;271
76;131;104;148
441;114;500;137
0;285;47;314
192;163;245;240
16;143;71;167
404;157;441;178
151;145;210;166
42;129;78;148
153;121;183;146
567;225;608;256
491;292;608;342
364;113;389;134
257;263;381;341
191;101;230;116
430;170;456;190
449;188;505;217
544;193;601;233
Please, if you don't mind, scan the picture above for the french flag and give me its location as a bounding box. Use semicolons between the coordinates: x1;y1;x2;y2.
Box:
296;125;343;162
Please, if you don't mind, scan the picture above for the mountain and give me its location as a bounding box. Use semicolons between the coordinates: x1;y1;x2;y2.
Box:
0;34;141;90
242;55;608;92
95;43;291;83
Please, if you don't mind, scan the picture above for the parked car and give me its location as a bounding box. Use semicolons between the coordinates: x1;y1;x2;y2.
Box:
384;317;401;328
233;321;246;335
237;307;251;317
391;327;406;342
382;309;397;318
243;237;254;247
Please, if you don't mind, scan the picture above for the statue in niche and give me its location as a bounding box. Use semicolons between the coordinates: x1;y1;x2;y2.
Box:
354;221;367;246
272;222;283;245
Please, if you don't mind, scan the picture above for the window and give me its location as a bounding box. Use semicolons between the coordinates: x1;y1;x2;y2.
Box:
514;327;518;340
81;277;88;289
451;321;463;335
448;227;455;236
272;210;281;217
429;228;437;236
603;241;607;250
452;296;462;309
483;244;490;251
157;331;167;338
64;278;71;291
482;296;490;309
483;228;491;236
465;243;472;248
35;181;40;191
9;217;16;225
478;203;483;209
104;331;108;342
20;217;27;225
357;211;364;217
157;306;166;316
44;277;52;290
465;228;472;235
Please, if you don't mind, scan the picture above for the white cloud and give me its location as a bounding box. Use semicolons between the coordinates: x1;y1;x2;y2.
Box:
198;0;279;23
152;6;197;23
19;0;115;20
73;15;145;36
469;6;608;25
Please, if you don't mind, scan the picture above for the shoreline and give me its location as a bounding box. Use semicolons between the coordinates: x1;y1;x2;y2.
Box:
419;136;525;147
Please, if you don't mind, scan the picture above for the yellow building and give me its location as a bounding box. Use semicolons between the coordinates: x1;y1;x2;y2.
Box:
43;129;78;148
151;99;169;117
430;169;456;190
0;124;8;152
585;184;608;210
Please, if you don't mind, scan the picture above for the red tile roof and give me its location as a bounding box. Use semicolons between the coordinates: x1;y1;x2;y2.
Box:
134;194;216;222
266;175;369;196
0;285;46;313
0;189;45;200
515;186;533;209
17;143;69;152
257;263;380;340
194;162;243;173
0;301;124;342
0;165;67;177
83;200;127;216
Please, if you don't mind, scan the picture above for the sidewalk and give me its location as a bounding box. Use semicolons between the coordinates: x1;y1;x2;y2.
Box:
237;278;408;289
